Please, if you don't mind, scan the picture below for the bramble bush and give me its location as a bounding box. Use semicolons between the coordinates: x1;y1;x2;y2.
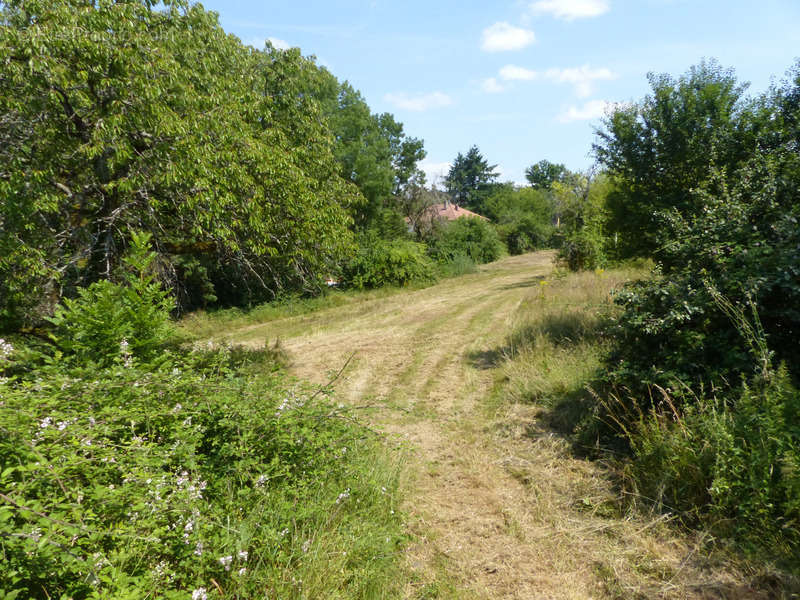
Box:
0;237;404;599
0;356;403;599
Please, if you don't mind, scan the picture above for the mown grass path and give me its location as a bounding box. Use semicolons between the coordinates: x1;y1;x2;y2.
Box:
225;252;756;600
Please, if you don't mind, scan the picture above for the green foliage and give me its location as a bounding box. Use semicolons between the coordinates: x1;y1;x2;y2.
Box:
47;232;174;367
0;0;361;327
592;62;800;566
343;235;435;289
618;366;800;565
274;54;426;229
485;186;554;255
594;59;754;258
558;228;606;272
426;217;505;266
0;357;403;599
524;159;570;190
0;273;403;598
552;172;612;271
444;146;499;211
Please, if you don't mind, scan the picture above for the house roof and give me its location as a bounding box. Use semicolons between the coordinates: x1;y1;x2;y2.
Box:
427;202;488;221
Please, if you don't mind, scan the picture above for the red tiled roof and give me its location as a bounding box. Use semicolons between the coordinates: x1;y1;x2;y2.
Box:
428;202;488;221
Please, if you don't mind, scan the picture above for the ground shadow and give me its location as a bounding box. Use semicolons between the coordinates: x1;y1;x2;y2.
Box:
495;274;548;291
466;347;509;370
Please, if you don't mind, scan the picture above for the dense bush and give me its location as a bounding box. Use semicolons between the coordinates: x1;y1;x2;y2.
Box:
0;355;402;599
0;244;404;599
484;186;554;255
46;233;174;368
426;217;505;265
343;234;435;289
588;62;800;566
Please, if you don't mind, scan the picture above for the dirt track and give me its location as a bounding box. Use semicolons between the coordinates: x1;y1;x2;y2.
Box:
227;252;756;600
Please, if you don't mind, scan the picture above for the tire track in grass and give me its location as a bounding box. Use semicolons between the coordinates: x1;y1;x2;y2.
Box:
224;251;745;599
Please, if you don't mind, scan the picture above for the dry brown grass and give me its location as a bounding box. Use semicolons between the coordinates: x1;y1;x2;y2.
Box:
216;252;774;599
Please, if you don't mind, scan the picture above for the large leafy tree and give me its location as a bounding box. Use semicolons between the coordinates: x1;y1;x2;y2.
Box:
524;159;569;190
444;145;499;211
0;0;360;327
594;60;754;257
604;61;800;396
279;61;426;229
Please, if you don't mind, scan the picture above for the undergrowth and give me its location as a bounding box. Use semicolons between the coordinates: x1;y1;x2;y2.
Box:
0;234;405;599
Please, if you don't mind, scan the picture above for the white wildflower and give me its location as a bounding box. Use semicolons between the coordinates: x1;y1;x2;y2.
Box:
335;488;350;504
237;567;247;576
0;338;13;360
194;541;204;556
256;474;268;487
191;588;208;600
279;528;289;537
119;338;133;368
39;417;53;429
238;550;248;561
218;555;233;571
302;539;311;553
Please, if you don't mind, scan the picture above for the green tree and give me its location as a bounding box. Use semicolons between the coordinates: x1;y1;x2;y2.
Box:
594;60;753;257
0;0;360;327
484;186;554;254
281;60;426;229
524;159;569;190
444;145;499;211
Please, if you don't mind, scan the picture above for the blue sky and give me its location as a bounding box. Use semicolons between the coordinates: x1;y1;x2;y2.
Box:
201;0;800;185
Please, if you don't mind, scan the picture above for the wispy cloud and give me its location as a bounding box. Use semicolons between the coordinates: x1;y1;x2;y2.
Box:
545;65;616;97
242;36;292;50
557;99;612;122
529;0;610;21
419;160;452;185
481;22;536;52
267;37;291;50
384;91;453;112
499;64;538;81
481;77;506;93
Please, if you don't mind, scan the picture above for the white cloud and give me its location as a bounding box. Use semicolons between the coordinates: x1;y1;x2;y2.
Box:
529;0;610;20
499;64;538;81
383;91;453;112
545;65;616;97
267;37;291;50
419;160;452;186
557;99;612;122
481;77;506;93
481;22;535;52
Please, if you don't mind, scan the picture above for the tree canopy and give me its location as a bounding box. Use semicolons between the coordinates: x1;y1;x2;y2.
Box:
594;60;753;257
0;0;425;328
444;145;499;211
524;159;570;190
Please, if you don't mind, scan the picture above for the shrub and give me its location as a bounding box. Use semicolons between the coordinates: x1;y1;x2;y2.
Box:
557;227;606;272
0;340;403;599
436;253;478;278
426;217;505;265
46;232;174;367
343;235;435;289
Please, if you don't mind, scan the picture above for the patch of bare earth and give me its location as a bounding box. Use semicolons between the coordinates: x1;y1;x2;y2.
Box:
224;252;768;600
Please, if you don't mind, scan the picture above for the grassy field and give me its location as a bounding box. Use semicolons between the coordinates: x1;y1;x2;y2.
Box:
182;251;777;599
